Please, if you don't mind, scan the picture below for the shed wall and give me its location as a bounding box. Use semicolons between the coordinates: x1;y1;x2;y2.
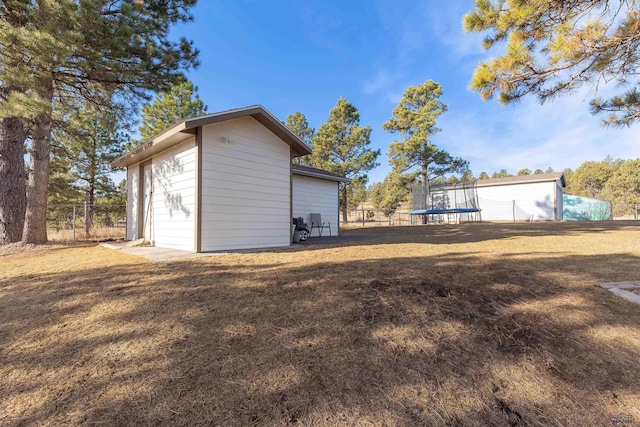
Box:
149;138;196;250
556;180;564;220
476;181;556;221
200;117;291;251
126;165;140;240
293;175;339;237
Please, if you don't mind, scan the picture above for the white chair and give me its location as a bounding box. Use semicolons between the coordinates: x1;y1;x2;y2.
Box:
310;213;331;237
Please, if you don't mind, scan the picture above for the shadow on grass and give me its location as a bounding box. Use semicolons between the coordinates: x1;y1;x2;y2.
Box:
1;243;640;425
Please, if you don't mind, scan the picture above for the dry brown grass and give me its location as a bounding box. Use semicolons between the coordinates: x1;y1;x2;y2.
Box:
47;226;126;242
2;222;640;426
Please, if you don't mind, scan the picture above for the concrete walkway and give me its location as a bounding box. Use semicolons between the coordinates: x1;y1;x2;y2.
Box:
101;241;220;262
600;281;640;305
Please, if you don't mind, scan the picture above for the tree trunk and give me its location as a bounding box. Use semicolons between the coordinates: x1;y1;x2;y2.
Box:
422;162;429;225
23;111;53;244
85;180;95;238
0;117;27;243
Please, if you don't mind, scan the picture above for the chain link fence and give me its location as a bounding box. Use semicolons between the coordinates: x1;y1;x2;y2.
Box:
611;204;640;220
345;204;640;227
47;204;126;241
346;210;415;227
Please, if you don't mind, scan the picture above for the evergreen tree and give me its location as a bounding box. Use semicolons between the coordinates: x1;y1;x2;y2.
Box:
312;97;380;222
492;169;513;178
534;169;545;175
382;80;468;200
285;111;315;166
602;159;640;206
570;160;616;198
53;106;129;234
139;80;207;141
47;147;81;205
0;114;26;243
0;1;199;244
461;170;475;181
370;172;408;223
347;177;368;213
478;171;490;180
517;168;532;176
464;1;640;125
545;167;555;174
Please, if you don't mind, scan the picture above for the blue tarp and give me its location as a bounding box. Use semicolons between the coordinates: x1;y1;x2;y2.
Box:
563;194;612;221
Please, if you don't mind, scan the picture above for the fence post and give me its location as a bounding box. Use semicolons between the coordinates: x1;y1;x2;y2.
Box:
72;204;76;242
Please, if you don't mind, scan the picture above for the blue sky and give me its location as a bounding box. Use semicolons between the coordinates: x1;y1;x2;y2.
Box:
166;0;639;184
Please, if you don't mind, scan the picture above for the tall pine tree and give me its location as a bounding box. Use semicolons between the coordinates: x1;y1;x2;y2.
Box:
383;80;468;200
285;111;315;166
0;1;199;244
312;97;380;222
53;106;129;234
139;80;207;141
464;0;640;125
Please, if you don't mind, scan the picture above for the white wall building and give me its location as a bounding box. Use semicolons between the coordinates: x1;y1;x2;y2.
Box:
112;106;348;252
475;173;566;221
412;173;566;222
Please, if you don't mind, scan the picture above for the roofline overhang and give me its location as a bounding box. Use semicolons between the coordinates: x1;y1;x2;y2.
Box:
475;173;566;188
111;105;313;168
292;168;351;183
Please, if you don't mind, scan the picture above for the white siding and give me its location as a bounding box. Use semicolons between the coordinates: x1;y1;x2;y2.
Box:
556;181;564;220
200;117;291;251
150;138;196;251
126;165;140;240
476;181;557;221
293;175;339;237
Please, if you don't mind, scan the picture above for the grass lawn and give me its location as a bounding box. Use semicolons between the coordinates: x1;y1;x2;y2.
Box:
1;222;640;426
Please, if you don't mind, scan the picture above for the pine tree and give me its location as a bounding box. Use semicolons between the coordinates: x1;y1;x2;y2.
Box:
478;171;490;180
517;168;532;176
492;169;513;179
53;106;129;235
464;0;640;125
139;80;207;141
382;80;468;207
0;1;199;244
0;114;26;243
370;172;408;223
284;112;315;166
312;97;380;223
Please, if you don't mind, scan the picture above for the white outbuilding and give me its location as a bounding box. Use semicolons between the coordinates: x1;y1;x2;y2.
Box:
111;105;349;252
475;173;566;221
410;173;567;222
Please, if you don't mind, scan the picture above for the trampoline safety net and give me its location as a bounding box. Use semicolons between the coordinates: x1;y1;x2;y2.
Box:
410;180;480;211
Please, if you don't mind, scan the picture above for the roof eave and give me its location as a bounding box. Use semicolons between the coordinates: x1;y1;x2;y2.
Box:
111;105;312;169
292;168;351;183
110;121;191;168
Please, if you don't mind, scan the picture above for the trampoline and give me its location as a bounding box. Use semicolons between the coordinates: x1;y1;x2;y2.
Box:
408;180;481;224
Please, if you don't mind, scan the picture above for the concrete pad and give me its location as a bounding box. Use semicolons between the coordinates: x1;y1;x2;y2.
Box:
125;238;146;247
116;246;217;262
600;281;640;305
